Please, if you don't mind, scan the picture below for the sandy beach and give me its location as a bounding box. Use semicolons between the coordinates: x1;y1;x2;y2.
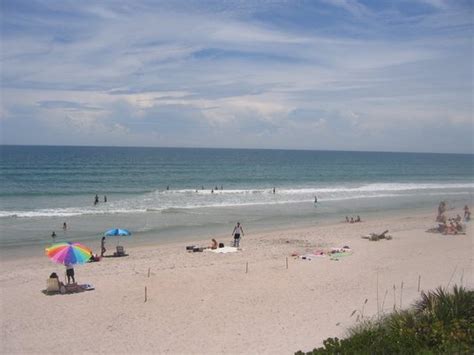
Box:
1;209;472;354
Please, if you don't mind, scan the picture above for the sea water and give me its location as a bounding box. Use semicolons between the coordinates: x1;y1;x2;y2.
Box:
0;145;472;255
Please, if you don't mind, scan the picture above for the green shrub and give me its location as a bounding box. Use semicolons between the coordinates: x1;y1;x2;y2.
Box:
296;285;473;354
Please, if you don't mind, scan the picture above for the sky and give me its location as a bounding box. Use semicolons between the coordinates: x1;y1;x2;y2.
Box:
1;0;472;153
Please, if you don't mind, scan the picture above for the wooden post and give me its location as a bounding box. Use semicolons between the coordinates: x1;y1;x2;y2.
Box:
286;257;288;269
145;286;147;303
246;262;248;274
417;275;421;292
376;271;379;318
393;284;396;311
400;281;404;309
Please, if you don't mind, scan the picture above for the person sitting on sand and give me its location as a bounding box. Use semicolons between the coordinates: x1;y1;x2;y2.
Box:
350;217;354;223
345;216;349;223
356;215;361;222
48;272;64;290
210;239;218;250
455;221;464;233
438;222;447;234
89;252;100;262
464;205;471;221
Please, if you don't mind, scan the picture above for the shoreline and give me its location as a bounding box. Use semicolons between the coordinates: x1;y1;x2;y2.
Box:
1;207;472;354
0;203;446;261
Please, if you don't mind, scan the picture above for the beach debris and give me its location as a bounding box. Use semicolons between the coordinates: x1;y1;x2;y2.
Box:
362;230;392;241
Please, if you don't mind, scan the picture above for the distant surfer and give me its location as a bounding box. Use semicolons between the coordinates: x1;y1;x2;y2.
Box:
314;196;318;204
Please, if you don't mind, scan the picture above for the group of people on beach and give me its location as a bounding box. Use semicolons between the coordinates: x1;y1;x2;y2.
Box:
345;216;361;223
199;222;245;251
433;202;470;235
93;194;107;206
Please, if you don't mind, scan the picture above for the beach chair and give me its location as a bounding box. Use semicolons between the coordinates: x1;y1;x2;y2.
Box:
114;245;128;257
46;278;67;294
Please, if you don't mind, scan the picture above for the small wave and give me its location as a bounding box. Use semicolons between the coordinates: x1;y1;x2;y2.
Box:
1;182;471;218
0;208;148;218
161;207;190;214
149;183;473;196
279;183;474;195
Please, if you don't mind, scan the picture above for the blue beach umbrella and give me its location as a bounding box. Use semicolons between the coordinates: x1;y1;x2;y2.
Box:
104;228;131;246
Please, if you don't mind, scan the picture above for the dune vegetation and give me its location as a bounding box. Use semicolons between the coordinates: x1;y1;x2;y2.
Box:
296;285;474;354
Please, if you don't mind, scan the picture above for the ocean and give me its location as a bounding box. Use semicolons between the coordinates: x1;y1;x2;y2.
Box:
1;145;472;255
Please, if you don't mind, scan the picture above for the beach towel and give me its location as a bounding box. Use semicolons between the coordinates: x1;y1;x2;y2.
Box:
80;284;95;291
208;246;238;254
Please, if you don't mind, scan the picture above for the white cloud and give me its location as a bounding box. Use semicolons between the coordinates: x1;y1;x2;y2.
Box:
0;0;472;152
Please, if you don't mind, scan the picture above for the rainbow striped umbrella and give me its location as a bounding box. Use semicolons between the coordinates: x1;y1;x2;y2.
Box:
45;242;92;265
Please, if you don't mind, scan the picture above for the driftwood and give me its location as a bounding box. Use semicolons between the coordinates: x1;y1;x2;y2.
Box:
362;230;392;241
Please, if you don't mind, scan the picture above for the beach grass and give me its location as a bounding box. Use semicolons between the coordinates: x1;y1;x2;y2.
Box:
296;285;474;354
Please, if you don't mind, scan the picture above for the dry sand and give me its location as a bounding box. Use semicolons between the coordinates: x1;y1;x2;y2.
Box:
1;209;472;354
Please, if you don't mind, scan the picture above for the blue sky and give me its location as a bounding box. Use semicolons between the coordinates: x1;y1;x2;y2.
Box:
1;0;472;153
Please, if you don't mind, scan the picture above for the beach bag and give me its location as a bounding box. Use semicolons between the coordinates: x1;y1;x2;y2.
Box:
219;243;224;248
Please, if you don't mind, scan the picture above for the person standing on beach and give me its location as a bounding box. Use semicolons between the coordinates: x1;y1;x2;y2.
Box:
464;205;471;221
51;231;57;243
104;195;107;203
101;236;106;257
94;194;99;205
63;222;67;231
232;222;244;248
65;263;75;284
273;187;275;194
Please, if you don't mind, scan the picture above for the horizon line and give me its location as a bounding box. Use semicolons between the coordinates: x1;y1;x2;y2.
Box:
0;143;472;156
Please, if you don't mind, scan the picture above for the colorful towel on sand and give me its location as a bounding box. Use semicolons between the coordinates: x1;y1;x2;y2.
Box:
329;248;352;260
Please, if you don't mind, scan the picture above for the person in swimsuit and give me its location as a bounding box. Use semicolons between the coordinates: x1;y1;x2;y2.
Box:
232;222;244;248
